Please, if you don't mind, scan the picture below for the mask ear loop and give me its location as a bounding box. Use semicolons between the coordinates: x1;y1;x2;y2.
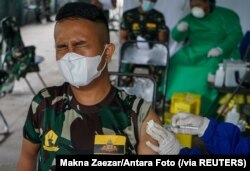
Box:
98;44;110;72
99;60;107;73
100;44;108;58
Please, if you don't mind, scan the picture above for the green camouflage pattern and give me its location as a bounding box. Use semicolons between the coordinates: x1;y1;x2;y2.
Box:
4;45;39;79
23;83;151;170
0;71;14;96
120;8;167;41
0;17;39;94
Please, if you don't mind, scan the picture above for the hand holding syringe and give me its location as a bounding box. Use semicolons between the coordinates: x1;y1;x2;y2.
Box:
168;113;210;136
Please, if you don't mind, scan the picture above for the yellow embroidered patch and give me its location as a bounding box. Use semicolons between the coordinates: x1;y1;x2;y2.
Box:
146;23;156;29
132;23;140;30
43;130;59;152
94;135;126;155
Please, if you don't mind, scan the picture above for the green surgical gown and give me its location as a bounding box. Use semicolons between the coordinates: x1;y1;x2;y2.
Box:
167;7;243;117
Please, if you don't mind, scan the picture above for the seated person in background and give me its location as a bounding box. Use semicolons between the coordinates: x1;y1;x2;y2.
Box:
17;2;161;170
167;0;243;117
146;113;250;155
120;0;168;44
119;0;168;100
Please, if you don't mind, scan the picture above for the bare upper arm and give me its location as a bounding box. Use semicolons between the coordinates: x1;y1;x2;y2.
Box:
120;29;129;44
137;108;161;154
158;30;168;44
17;138;40;171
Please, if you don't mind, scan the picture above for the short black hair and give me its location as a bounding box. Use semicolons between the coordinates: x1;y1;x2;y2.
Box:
55;2;109;32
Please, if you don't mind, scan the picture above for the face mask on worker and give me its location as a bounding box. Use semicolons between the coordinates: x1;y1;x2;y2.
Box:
191;7;205;18
58;46;107;88
141;0;155;12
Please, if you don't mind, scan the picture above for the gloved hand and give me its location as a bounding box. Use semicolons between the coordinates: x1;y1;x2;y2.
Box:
146;120;181;155
171;112;210;137
177;21;189;32
207;47;223;57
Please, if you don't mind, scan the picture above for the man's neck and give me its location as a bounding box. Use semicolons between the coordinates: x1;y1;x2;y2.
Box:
137;7;150;14
70;72;111;106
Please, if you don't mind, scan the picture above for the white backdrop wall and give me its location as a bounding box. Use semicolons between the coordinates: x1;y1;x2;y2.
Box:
123;0;250;33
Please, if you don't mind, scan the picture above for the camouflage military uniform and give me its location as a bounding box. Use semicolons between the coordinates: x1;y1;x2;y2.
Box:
0;17;39;94
120;8;167;42
23;83;151;170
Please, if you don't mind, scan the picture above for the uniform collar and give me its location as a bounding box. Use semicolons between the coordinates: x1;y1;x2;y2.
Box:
66;84;117;114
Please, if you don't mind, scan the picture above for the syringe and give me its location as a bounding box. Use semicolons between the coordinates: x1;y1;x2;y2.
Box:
178;125;199;130
165;124;199;130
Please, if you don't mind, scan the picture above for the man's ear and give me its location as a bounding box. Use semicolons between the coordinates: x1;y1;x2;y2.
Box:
105;43;115;62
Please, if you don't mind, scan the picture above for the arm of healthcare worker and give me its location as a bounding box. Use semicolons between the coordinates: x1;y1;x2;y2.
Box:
212;10;243;57
171;112;250;155
171;18;190;42
146;120;202;155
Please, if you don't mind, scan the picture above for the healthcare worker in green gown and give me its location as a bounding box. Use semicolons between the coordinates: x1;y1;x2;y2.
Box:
167;0;243;117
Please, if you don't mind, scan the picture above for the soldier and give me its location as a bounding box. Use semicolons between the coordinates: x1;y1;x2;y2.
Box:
120;0;168;44
35;0;52;23
17;2;161;170
119;0;169;108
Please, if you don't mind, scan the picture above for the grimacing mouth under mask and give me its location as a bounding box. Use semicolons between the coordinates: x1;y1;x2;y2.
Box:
57;45;109;88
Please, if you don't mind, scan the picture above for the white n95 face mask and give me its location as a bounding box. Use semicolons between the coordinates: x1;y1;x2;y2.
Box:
191;7;205;18
58;47;107;88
